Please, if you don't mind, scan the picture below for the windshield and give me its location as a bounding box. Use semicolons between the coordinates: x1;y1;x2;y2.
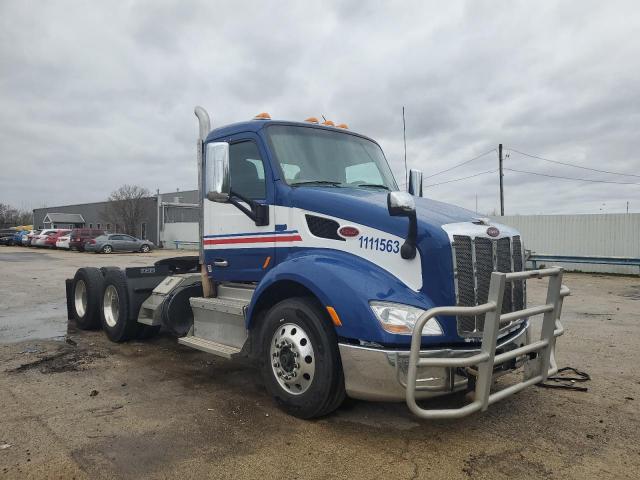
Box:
266;125;398;190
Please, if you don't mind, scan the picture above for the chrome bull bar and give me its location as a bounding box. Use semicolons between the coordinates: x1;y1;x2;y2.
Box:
406;267;570;419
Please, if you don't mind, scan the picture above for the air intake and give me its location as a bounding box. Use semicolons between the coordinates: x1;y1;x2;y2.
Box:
305;215;345;241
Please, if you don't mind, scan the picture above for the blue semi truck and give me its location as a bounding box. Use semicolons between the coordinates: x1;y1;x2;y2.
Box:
66;107;570;419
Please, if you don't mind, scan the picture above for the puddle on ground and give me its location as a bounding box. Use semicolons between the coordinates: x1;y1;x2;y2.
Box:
0;301;69;344
620;285;640;300
9;344;105;374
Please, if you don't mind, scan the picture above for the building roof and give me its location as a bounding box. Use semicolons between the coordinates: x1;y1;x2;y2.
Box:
43;213;85;224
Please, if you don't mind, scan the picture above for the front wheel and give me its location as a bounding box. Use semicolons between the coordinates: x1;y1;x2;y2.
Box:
140;244;150;253
259;297;345;419
102;245;113;254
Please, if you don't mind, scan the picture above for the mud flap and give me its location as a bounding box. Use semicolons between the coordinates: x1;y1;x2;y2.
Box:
65;278;74;321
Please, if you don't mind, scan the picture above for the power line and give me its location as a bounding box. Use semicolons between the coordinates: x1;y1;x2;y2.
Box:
425;169;497;187
504;167;640;185
424;149;496;179
508;147;640;178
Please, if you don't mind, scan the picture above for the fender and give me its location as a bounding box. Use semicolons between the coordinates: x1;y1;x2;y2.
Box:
246;248;460;346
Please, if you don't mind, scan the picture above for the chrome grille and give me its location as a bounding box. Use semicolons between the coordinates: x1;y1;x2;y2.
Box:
452;235;475;332
512;236;524;311
452;234;525;336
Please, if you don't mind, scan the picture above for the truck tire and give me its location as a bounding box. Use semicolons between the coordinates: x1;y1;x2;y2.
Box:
100;269;138;342
71;267;104;330
100;266;121;276
259;297;345;419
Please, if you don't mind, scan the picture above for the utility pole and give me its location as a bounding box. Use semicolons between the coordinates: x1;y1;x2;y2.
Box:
627;201;630;214
499;144;504;216
402;106;407;188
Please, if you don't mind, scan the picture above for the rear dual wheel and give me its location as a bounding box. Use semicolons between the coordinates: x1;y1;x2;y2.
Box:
71;268;104;330
100;269;159;342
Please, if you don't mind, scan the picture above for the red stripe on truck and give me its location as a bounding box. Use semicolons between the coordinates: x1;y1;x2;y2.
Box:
203;235;302;245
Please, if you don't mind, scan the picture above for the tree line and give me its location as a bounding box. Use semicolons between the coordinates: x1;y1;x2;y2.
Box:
0;204;32;228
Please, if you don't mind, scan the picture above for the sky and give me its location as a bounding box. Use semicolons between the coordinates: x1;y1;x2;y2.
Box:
1;0;639;215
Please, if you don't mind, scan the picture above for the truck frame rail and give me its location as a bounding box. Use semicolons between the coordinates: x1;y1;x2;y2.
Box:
406;267;570;419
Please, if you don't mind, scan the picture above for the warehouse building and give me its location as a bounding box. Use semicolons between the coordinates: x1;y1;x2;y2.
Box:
32;190;199;248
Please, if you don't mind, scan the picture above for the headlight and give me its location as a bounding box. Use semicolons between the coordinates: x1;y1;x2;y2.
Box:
369;301;443;335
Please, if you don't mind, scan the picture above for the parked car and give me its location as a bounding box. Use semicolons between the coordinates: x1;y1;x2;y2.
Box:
12;230;29;245
55;231;73;249
45;229;71;248
23;230;40;246
69;228;106;251
32;229;63;247
0;229;16;246
85;234;154;253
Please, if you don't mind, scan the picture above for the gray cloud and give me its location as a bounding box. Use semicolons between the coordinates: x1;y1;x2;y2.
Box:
1;0;639;215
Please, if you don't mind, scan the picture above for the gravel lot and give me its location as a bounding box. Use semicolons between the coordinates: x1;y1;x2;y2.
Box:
1;246;639;479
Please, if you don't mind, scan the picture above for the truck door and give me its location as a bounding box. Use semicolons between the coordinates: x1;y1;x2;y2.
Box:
203;133;275;282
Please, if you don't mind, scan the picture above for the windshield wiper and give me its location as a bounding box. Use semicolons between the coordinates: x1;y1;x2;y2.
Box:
352;183;390;190
290;180;342;187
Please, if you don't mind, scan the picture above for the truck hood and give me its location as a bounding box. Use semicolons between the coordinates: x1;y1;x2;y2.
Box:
290;186;477;236
290;186;476;335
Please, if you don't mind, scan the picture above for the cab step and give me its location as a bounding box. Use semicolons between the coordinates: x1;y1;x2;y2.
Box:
216;282;256;302
189;295;249;350
191;296;247;315
178;336;242;359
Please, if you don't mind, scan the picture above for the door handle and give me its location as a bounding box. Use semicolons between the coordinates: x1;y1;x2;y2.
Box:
213;260;229;267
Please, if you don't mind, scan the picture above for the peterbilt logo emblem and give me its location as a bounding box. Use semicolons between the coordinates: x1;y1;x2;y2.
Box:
486;226;500;237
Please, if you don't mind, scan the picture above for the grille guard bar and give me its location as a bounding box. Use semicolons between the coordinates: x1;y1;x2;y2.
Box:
406;267;570;419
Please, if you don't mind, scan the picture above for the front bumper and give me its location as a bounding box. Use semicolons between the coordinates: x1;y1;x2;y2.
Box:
339;326;529;402
339;267;570;419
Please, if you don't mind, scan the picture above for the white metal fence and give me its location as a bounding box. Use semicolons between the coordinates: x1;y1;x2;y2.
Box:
492;214;640;274
159;202;199;249
161;222;199;249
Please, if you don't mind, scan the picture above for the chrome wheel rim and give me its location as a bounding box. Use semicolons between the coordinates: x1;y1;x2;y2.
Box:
74;280;87;317
103;245;112;253
103;285;119;328
141;245;149;252
270;322;315;395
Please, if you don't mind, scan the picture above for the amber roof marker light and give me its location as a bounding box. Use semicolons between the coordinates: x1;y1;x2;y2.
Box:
254;112;271;120
305;117;319;124
336;123;348;129
321;120;335;126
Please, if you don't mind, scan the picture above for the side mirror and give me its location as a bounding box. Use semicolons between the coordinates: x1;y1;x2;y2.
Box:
408;169;423;196
205;142;230;202
387;191;417;260
387;191;416;216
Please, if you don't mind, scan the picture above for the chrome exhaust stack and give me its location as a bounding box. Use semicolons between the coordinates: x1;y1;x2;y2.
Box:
194;106;214;296
195;106;211;142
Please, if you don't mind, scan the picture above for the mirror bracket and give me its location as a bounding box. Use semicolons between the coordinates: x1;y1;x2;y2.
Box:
400;211;417;259
228;190;269;226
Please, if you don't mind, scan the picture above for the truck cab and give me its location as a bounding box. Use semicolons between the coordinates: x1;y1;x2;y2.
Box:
67;108;570;419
